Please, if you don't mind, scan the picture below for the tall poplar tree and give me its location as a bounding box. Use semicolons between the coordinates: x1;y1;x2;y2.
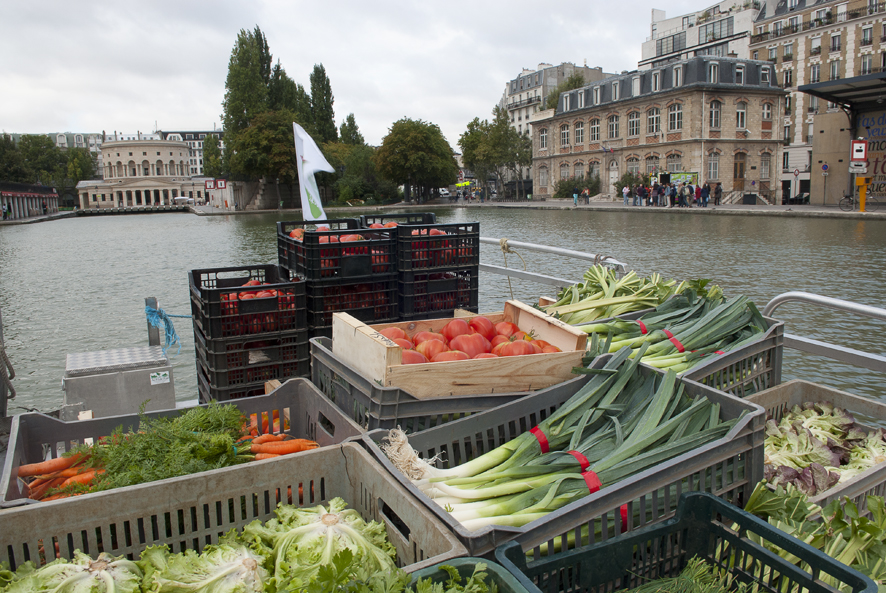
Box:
339;114;364;145
310;64;337;144
222;27;272;140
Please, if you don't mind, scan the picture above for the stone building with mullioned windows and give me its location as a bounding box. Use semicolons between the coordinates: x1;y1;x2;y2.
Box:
531;55;788;203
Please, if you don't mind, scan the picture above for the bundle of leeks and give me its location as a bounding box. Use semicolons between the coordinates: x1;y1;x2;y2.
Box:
382;345;744;532
541;265;723;326
580;293;769;374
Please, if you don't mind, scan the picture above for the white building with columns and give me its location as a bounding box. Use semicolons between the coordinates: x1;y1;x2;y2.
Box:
0;183;60;220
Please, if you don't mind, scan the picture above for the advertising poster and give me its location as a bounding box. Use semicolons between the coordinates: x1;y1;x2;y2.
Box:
859;112;886;195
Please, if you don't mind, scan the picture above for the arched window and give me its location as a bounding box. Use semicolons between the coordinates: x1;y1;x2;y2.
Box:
736;101;747;129
574;162;585;178
539;167;548;186
560;163;570;179
608;115;619;139
707;153;719;180
627;157;640;175
666;154;682;172
590;119;600;142
668;104;682;131
628;112;640;136
646;156;660;175
588;161;600;178
647;108;660;134
539;128;547;149
574;121;584;144
560;124;570;146
709;100;721;128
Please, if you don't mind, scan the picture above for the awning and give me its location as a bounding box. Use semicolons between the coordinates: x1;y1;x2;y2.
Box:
799;71;886;113
0;192;58;198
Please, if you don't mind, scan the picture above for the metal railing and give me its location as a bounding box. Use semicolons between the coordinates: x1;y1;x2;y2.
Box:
762;292;886;372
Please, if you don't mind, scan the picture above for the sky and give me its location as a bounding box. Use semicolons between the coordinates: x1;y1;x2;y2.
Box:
0;0;703;149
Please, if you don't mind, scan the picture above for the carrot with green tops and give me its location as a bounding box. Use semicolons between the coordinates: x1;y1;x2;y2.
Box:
252;433;286;445
250;439;318;455
254;453;281;460
29;477;66;500
18;454;83;478
60;468;103;488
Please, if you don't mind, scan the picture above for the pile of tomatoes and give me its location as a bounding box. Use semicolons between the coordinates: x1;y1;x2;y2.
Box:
215;279;301;336
288;225;393;277
379;316;563;364
316;282;396;325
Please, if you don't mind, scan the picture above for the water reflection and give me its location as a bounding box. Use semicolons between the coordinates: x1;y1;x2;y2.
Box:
0;208;883;413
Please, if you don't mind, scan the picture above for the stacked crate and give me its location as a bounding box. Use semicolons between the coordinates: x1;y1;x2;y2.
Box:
189;264;308;402
277;219;399;338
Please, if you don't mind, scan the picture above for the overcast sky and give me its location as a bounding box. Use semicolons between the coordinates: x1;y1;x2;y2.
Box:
1;0;702;149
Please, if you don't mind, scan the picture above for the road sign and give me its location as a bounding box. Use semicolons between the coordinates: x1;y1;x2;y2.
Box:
794;168;800;177
822;163;829;172
849;161;868;174
851;140;868;162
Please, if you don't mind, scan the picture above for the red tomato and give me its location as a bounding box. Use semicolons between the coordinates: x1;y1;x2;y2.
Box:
441;319;471;342
499;340;543;357
369;223;384;229
415;339;448;360
383;222;398;228
239;292;256;300
401;350;428;365
449;333;491;358
468;316;496;341
432;350;470;362
254;290;274;298
490;335;510;348
393;338;414;350
512;331;533;341
495;322;520;337
413;331;447;346
542;345;561;353
379;327;408;341
244;279;263;286
532;340;561;352
473;353;499;359
289;228;305;240
491;341;508;356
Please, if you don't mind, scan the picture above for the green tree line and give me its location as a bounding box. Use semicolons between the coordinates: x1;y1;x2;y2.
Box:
0;133;97;196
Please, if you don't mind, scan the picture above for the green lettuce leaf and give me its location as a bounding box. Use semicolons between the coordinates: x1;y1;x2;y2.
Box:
139;540;268;593
5;552;141;593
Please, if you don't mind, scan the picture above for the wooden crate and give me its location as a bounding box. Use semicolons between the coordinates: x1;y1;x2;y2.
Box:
331;300;587;399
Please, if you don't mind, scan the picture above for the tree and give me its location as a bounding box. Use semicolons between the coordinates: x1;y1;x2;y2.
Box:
544;73;587;110
309;64;337;144
202;135;223;178
375;118;458;201
458;117;496;198
226;109;298;183
339;114;364;145
18;134;65;186
0;133;27;182
268;60;311;124
66;147;97;188
221;27;272;141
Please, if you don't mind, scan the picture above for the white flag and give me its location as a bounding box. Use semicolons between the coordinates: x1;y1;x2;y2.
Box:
293;123;333;221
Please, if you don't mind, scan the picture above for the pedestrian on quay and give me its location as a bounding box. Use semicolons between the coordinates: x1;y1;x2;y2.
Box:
651;182;659;207
695;184;702;207
713;182;723;206
677;183;689;208
42;201;47;215
637;184;647;207
701;183;710;207
622;185;630;206
581;187;590;205
667;183;676;207
573;185;579;207
1;202;6;220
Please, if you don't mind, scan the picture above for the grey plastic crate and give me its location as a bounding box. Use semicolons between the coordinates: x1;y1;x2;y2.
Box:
748;379;886;514
361;355;765;558
0;442;467;573
1;378;364;507
409;558;531;593
684;316;784;397
310;336;530;432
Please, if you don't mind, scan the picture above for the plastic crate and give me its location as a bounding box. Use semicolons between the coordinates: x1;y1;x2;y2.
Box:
0;442;467;574
196;343;309;387
494;491;876;593
307;275;399;334
196;356;310;402
276;219;396;280
748;379;886;514
684;316;784;397
359;212;437;229
0;378;364;508
361;355;765;558
399;267;479;320
310;337;529;432
397;222;480;272
409;558;531;593
276;218;360;276
189;265;306;340
193;324;309;370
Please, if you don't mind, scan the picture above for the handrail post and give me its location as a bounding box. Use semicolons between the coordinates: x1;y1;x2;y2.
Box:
763;291;886;321
145;297;161;346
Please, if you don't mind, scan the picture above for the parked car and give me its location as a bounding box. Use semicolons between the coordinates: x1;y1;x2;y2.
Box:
439;188;451;197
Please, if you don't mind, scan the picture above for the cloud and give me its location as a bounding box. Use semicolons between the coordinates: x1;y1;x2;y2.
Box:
0;0;700;147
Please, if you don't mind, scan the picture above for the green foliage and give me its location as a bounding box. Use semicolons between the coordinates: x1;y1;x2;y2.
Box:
268;60;311;122
65;147;97;187
340;113;364;145
612;171;649;195
458;117;496;195
375;118;458;194
227;109;299;182
202;135;223;178
0;133;28;182
310;64;337;144
544;73;588;110
222;27;271;139
553;174;600;200
18;134;66;186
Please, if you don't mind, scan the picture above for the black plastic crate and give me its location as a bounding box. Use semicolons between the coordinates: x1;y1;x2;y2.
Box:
307;275;399;331
196;344;309;387
359;212;436;229
399;267;479;320
277;219;396;280
194;324;309;371
397;222;480;272
495;492;876;593
277;218;359;277
189;265;306;340
196;357;310;402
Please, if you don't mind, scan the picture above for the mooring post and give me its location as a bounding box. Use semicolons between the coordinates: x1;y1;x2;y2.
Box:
145;297;161;346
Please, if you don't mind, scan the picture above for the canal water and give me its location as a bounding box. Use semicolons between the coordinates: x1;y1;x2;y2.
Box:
0;207;883;414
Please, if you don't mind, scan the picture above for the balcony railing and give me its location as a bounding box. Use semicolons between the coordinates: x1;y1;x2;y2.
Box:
830;43;841;52
508;95;541;110
861;38;873;46
782;80;794;88
829;74;841;81
808;105;817;113
785;107;792;115
782;54;793;61
751;4;886;44
810;46;822;55
810;76;821;83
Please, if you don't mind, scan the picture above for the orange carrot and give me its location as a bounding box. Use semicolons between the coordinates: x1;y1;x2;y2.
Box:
29;477;66;500
18;454;82;478
60;468;103;488
250;439;319;455
254;453;281;460
34;466;92;480
42;492;81;502
252;433;286;445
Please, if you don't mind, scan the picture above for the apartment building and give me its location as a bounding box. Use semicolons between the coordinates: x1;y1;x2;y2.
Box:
532;56;787;202
159;130;224;176
749;0;886;201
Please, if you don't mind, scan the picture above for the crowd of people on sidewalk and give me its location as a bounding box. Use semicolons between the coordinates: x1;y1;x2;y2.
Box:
618;181;722;208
